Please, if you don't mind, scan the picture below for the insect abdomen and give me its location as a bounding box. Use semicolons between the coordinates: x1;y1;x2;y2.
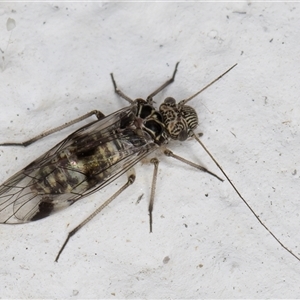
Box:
32;129;149;196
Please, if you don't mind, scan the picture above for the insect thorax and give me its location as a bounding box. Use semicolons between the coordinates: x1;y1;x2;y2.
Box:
159;97;198;141
134;99;169;145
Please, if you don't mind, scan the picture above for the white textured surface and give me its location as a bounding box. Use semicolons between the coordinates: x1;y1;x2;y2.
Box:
1;2;300;298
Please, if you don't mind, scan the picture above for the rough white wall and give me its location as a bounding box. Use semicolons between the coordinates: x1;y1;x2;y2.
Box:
1;2;300;298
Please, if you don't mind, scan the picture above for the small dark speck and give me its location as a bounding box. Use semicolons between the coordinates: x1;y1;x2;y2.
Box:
197;263;203;268
240;51;244;55
160;45;163;48
205;193;208;197
269;38;273;42
136;193;144;204
15;157;18;160
292;169;297;175
226;15;229;19
282;42;285;44
17;114;19;116
163;256;170;264
43;21;46;25
230;131;236;138
184;223;188;228
111;293;116;296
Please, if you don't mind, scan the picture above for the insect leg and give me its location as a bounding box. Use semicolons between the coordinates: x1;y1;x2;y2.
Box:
146;62;179;103
0;110;105;147
149;158;159;233
55;170;136;262
110;62;179;105
164;149;224;182
110;73;135;104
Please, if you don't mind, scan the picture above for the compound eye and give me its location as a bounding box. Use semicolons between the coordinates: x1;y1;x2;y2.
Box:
178;129;188;141
164;97;176;106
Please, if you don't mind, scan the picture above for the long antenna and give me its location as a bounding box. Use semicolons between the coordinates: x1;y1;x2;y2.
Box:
193;132;300;262
180;63;238;106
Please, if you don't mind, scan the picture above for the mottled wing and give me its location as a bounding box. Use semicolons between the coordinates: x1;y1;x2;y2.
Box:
0;105;158;224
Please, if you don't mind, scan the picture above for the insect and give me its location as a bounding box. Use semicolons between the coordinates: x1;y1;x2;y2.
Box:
0;63;299;263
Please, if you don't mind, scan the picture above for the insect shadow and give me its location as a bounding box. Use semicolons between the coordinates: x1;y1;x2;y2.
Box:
0;63;298;263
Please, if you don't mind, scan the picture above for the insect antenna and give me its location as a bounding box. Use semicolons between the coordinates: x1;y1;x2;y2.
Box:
180;63;238;106
193;132;300;263
177;63;299;262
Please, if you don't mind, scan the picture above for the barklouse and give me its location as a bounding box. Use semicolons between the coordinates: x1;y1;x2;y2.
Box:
0;63;298;263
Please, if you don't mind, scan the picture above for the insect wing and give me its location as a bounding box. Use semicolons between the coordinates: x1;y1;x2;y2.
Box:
0;105;158;224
